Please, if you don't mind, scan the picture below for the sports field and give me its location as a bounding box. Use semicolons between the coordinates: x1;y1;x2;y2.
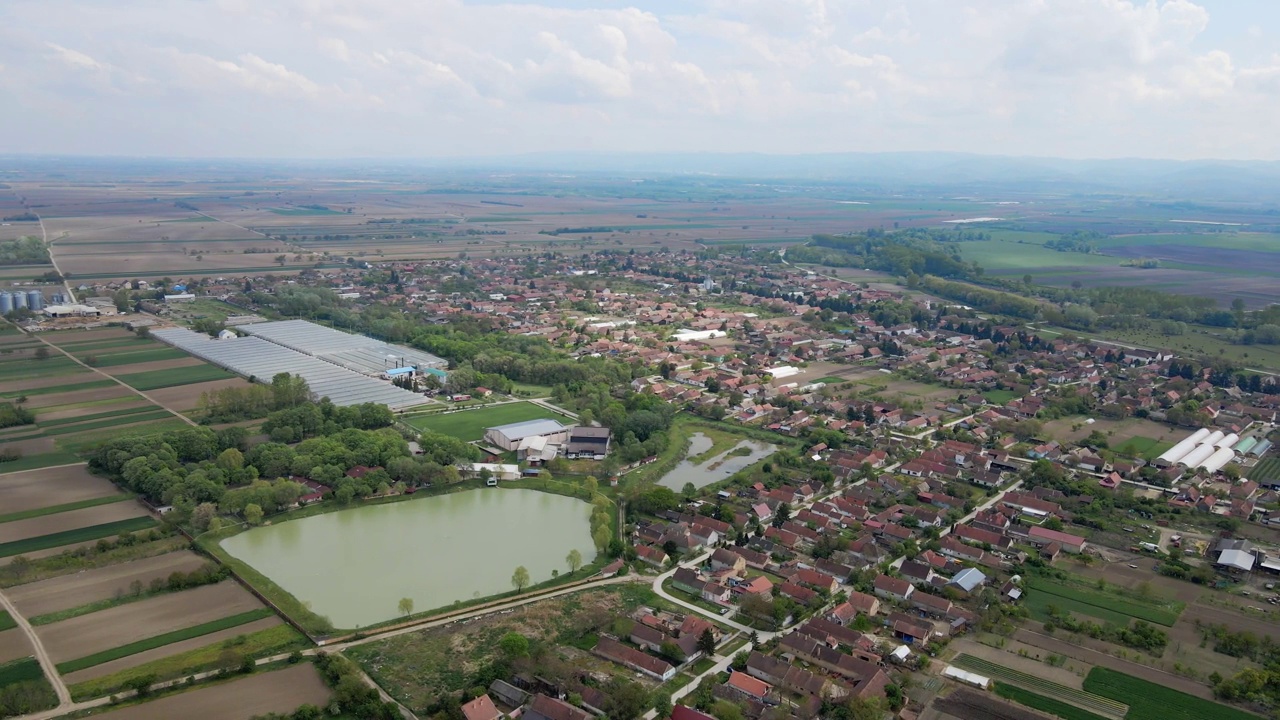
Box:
404;402;567;441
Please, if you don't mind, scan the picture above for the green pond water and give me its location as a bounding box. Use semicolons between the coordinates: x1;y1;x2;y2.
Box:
221;488;596;628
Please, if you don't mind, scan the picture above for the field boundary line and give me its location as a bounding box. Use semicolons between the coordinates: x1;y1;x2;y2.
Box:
0;585;71;706
951;653;1127;720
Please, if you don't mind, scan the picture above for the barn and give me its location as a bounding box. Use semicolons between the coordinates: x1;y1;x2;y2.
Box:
483;419;571;452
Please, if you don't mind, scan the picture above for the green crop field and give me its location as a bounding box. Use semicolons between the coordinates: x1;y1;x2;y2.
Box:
0;452;81;473
1253;457;1280;484
36;405;167;429
0;380;116;400
78;348;190;367
0;610;14;632
0;657;43;686
1026;590;1134;627
956;238;1122;274
1084;668;1256;720
404;402;568;442
56;608;275;674
0;494;132;525
0;516;158;558
269;206;344;216
42;410;174;436
952;655;1126;719
1026;577;1183;626
995;683;1111;720
116;364;236;391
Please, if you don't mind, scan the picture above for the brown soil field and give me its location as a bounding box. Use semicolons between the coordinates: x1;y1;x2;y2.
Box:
1014;628;1214;699
100;357;204;375
26;387;136;409
38;581;265;663
1042;417;1179;446
146;378;250;411
0;464;119;514
0;539;101;566
951;637;1090;687
0;628;34;665
43;329;136;346
85;662;330;720
62;616;284;684
0;500;148;544
7;550;208;616
35;399;153;422
0;437;55;458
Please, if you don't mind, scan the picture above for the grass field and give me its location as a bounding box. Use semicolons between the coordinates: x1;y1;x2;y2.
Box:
982;389;1019;405
115;365;236;391
66;624;307;701
404;402;567;442
0;657;43;686
0;516;158;558
0;494;132;525
0;452;83;473
0;610;14;632
995;683;1112;720
0;657;57;716
1083;667;1256;720
56;608;276;674
952;654;1126;719
1111;436;1174;462
1026;577;1184;627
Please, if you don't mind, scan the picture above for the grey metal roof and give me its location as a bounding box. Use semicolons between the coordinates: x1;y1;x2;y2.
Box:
487;418;568;440
232;319;447;375
1216;549;1255;572
151;327;431;411
949;567;987;592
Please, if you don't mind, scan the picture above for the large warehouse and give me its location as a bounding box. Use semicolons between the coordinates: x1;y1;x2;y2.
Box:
151;327;431;411
484;419;572;452
233;319;447;376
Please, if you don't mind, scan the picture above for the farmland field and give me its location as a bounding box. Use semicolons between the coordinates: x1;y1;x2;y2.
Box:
404;401;568;441
56;608;274;673
0;657;57;717
1083;667;1256;720
82;662;331;720
995;683;1111;720
7;550;208;618
0;500;151;545
114;364;237;391
1026;576;1184;627
0;464;121;515
1253;456;1280;484
952;654;1126;720
37;580;266;666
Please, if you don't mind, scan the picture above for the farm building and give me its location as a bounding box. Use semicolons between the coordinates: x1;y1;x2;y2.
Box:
484;419;571;452
565;426;611;459
1027;526;1087;553
672;329;726;342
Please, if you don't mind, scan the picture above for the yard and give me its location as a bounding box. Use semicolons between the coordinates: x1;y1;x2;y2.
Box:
403;401;569;442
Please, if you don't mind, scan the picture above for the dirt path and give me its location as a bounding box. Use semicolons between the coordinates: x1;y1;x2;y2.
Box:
0;584;71;706
27;333;197;427
36;212;75;304
1014;628;1213;699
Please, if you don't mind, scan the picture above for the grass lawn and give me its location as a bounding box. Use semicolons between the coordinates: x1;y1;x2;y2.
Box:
115;364;236;391
1026;576;1183;627
56;608;276;673
1083;667;1256;720
404;402;567;442
982;389;1019;405
0;516;158;558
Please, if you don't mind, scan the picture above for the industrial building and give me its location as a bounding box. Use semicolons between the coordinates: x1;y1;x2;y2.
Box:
483;418;571;452
151;327;431;411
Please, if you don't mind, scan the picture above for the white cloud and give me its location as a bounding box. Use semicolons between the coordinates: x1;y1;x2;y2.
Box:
0;0;1275;159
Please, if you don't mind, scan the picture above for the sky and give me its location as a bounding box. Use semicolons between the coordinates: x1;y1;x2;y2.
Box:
1;0;1278;160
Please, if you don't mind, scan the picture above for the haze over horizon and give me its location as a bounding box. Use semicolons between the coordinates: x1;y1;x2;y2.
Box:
2;0;1278;161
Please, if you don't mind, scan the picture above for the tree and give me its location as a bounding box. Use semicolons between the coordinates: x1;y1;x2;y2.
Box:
34;347;49;361
191;502;218;532
243;503;263;525
697;628;716;656
566;548;583;573
583;476;598;496
511;565;530;593
398;597;414;616
682;481;697;500
600;677;650;720
499;631;529;659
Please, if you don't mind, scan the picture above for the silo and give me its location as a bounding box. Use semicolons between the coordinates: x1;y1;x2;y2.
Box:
11;292;26;310
0;293;11;315
51;293;64;304
25;290;44;311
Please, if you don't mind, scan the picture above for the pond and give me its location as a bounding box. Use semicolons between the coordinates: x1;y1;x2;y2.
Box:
657;432;778;491
221;488;596;629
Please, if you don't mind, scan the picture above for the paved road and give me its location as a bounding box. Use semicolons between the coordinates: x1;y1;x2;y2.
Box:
0;586;71;708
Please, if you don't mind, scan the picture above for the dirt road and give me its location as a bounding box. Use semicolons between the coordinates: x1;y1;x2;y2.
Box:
1014;628;1213;699
0;585;71;705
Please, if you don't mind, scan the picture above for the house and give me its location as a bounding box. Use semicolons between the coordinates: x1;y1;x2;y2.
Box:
636;545;669;567
566;426;612;459
844;590;882;617
873;574;914;603
525;694;592;720
725;671;772;702
488;680;528;709
948;567;988;594
593;637;677;681
672;568;705;596
460;695;503;720
1027;526;1087;554
709;548;746;574
670;707;718;720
